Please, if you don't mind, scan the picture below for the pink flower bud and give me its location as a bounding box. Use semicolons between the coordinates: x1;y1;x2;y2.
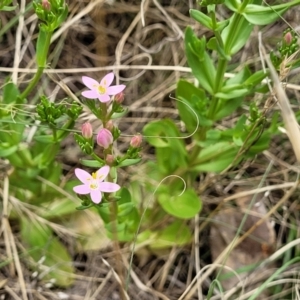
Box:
82;122;93;139
105;120;114;132
105;154;114;166
115;92;125;104
130;134;142;148
284;31;293;45
42;0;51;10
97;128;113;149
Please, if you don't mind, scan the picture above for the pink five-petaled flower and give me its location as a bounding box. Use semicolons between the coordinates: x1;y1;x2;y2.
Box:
81;73;126;103
73;166;120;204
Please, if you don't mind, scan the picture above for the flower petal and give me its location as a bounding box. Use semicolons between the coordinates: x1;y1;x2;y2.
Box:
75;168;91;184
107;85;126;96
73;184;90;194
82;76;99;89
98;94;111;103
82;90;99;99
96;166;110;182
99;182;121;193
90;190;102;204
100;72;114;87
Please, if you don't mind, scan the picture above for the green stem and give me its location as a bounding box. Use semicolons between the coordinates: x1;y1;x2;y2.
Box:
19;67;44;101
207;58;228;119
19;30;52;101
91;153;104;164
56;119;75;141
100;103;108;124
52;127;57;141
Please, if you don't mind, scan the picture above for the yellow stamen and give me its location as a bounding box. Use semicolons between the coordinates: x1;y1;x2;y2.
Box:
90;182;98;190
98;85;106;94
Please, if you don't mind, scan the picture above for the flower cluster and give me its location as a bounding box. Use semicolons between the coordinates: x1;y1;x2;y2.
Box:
73;72;142;206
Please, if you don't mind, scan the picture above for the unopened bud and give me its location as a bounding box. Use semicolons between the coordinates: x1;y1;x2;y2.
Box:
97;128;113;149
284;31;293;45
115;92;125;104
82;122;93;139
105;154;114;166
130;134;142;148
42;0;51;10
105;120;114;132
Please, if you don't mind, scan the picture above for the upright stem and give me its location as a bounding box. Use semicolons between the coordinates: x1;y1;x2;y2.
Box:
109;195;127;300
19;30;52;101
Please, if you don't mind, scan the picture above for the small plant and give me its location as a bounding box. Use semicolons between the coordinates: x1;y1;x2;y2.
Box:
1;0;300;298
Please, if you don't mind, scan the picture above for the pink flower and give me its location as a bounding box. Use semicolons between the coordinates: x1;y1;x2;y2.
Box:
97;128;113;149
73;166;120;204
81;73;126;103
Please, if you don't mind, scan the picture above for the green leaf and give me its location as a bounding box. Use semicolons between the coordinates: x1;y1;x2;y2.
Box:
215;97;243;120
207;37;230;60
222;14;253;55
185;27;216;94
216;85;249;99
0;144;17;157
1;5;16;11
158;189;202;219
38;143;60;169
20;218;74;287
3;80;20;104
41;198;75;218
118;158;142;167
192;154;236;172
226;67;251;85
243;3;291;26
111;108;129;119
105;221;126;233
36;29;49;67
150;220;192;249
207;37;218;51
117;187;132;204
196;141;235;163
190;9;213;30
143;119;188;174
34;135;54;143
176;80;210;133
117;202;135;217
224;0;240;11
215;19;230;31
244;70;267;86
80;159;103;168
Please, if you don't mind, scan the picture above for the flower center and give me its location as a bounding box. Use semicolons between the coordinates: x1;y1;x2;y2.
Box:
89;180;99;190
98;85;106;94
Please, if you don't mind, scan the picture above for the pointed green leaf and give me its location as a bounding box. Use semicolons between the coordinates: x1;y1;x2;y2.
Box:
243;3;290;25
190;9;213;30
80;159;103;168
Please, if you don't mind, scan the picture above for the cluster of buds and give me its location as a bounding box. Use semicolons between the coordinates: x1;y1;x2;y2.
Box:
77;121;142;164
270;28;299;69
33;0;68;32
